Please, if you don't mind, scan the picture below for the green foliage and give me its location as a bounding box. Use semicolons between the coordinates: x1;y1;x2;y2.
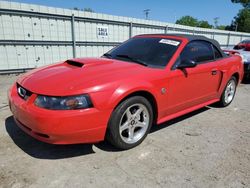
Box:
176;16;199;27
216;25;226;30
176;16;213;29
73;7;80;11
198;21;213;28
84;8;94;12
231;0;250;8
228;0;250;32
213;17;219;28
154;1;250;32
73;7;94;12
232;8;250;32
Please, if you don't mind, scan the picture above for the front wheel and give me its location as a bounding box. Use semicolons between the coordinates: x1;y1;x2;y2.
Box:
218;76;237;107
106;96;153;150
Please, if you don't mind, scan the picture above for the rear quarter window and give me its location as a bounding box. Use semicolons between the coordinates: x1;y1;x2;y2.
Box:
212;45;223;59
180;41;214;64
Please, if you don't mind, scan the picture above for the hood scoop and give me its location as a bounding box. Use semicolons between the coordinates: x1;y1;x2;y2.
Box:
66;60;84;67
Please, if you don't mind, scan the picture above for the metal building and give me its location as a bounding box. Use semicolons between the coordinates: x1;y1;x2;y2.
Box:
0;1;250;73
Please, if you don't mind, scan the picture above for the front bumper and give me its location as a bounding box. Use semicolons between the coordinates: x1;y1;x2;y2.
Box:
8;84;111;144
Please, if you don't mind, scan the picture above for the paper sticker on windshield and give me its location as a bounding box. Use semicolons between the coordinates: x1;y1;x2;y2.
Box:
159;39;180;46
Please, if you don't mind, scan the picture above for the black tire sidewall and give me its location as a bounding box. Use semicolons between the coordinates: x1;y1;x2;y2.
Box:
220;76;237;107
107;96;153;150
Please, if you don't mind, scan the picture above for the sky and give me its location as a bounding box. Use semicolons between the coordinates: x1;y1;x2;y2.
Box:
5;0;243;26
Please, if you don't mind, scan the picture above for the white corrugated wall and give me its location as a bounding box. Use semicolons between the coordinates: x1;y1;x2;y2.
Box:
0;1;249;71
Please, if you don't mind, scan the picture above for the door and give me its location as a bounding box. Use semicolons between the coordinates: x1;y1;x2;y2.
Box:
166;40;223;115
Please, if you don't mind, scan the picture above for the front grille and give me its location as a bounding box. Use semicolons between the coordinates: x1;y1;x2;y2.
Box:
16;83;33;100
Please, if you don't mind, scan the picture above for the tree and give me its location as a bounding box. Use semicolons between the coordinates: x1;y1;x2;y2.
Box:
73;7;94;12
216;25;226;30
231;0;250;8
176;16;213;29
232;8;250;32
198;21;213;28
213;17;220;28
229;0;250;32
73;7;80;11
176;16;199;27
84;8;94;12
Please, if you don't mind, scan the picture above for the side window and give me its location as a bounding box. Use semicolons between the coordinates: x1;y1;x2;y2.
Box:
212;45;222;59
180;41;214;64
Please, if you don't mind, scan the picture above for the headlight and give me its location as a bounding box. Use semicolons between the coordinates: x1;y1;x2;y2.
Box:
34;94;93;110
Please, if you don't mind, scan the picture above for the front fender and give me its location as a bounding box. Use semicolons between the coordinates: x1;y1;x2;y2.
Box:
88;80;159;112
107;80;158;110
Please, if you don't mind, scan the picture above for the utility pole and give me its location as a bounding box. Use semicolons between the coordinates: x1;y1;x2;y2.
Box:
213;17;219;29
143;9;150;20
235;22;238;32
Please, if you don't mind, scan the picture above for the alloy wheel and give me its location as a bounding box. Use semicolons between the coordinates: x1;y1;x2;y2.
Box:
224;79;236;104
119;103;150;144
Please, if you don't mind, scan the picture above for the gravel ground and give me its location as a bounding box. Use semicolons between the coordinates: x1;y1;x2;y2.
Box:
0;74;249;188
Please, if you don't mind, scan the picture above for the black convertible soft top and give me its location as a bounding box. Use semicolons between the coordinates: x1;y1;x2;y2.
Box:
138;34;227;58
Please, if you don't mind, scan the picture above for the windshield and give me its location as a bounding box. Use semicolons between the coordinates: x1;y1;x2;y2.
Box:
103;37;180;68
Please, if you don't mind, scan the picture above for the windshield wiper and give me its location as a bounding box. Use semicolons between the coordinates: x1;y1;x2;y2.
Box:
102;53;113;59
115;54;148;67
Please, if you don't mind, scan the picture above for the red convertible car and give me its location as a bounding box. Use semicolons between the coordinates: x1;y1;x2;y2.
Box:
9;34;243;149
233;39;250;51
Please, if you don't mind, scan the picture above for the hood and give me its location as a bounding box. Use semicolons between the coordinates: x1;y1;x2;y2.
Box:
17;58;153;96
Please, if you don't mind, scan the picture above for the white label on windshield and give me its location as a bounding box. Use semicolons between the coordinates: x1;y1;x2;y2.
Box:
159;39;180;46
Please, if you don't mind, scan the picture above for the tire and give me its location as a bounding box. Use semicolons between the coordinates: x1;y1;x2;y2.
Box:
106;96;153;150
218;76;237;107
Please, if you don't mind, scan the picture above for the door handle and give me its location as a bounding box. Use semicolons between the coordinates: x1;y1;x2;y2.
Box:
211;70;217;75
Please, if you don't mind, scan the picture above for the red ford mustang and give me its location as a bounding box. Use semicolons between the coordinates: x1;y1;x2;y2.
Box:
9;34;243;149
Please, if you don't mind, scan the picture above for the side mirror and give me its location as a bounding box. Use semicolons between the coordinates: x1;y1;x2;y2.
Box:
177;59;197;69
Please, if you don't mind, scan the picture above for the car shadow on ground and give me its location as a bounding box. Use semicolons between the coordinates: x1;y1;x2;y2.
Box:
150;107;210;133
5;116;124;159
5;107;210;159
242;79;250;84
5;116;96;159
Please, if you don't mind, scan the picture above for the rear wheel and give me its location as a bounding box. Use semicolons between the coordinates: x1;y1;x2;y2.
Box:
218;76;237;107
106;96;153;150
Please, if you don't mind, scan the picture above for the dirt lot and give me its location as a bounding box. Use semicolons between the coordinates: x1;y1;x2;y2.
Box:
0;74;249;188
